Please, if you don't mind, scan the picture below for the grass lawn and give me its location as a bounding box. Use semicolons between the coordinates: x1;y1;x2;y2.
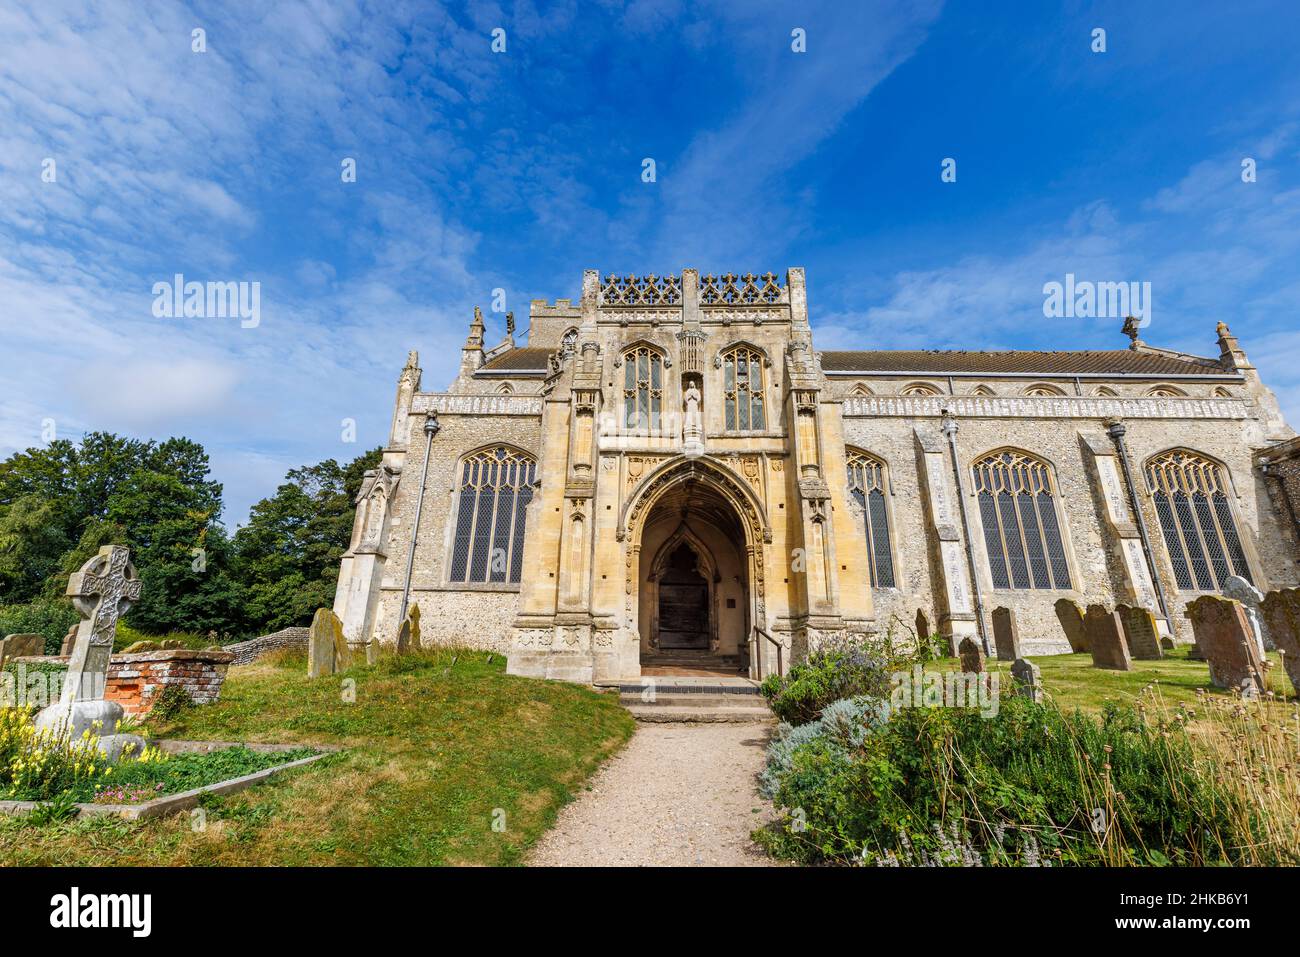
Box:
930;645;1295;712
0;647;634;866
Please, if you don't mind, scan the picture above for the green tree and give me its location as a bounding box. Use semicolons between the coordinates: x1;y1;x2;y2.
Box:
0;494;70;600
232;448;381;630
0;432;236;637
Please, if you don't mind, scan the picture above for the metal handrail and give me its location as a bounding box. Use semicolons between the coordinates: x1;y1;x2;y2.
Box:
752;627;782;681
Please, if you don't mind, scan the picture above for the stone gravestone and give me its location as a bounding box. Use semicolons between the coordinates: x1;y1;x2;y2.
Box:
1010;658;1041;702
60;623;77;656
991;607;1020;661
1261;588;1300;694
408;603;422;652
33;545;146;761
958;636;984;674
1115;604;1163;660
1084;604;1131;671
308;608;350;678
1054;598;1089;653
0;633;43;670
395;603;422;655
1185;595;1266;697
1222;575;1269;655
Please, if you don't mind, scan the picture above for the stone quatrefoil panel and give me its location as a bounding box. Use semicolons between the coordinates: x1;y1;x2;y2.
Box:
598;272;784;306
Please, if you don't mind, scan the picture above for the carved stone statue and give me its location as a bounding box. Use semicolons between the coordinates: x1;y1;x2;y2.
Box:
683;380;703;456
684;382;701;432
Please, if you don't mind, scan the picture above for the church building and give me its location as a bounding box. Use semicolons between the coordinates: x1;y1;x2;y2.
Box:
332;268;1299;683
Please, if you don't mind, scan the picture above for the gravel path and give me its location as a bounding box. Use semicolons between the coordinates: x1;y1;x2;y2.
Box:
529;722;777;867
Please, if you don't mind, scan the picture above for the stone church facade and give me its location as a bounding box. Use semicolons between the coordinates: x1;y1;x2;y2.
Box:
333;268;1299;683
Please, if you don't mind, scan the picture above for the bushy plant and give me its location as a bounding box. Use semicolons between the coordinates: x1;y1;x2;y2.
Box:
756;693;1255;866
0;600;78;655
0;706;166;802
760;633;904;725
758;696;886;799
148;684;194;721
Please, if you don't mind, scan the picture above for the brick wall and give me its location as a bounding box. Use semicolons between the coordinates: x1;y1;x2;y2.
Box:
106;649;235;715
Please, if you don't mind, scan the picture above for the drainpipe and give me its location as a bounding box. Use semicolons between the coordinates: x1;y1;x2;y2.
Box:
399;411;441;626
940;409;990;656
1106;419;1171;625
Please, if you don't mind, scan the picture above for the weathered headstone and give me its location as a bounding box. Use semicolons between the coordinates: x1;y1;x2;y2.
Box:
1115;604;1163;660
408;603;422;651
958;636;984;674
59;624;77;656
991;607;1020;661
915;609;930;645
1084;604;1131;671
1222;575;1269;654
308;608;349;678
1054;598;1089;653
1261;588;1300;694
1185;595;1266;696
0;633;43;670
1010;657;1041;702
33;545;146;762
395;603;422;654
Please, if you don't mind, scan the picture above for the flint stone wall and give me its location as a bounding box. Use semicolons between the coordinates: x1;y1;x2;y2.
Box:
224;627;310;665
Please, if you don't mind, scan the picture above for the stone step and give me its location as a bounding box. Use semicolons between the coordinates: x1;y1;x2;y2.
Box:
622;703;775;723
618;693;769;708
613;682;762;696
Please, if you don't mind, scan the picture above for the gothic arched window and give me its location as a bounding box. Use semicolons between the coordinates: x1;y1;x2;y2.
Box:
1024;383;1066;396
973;450;1072;590
1145;449;1251;591
846;449;895;587
1146;385;1187;398
449;446;537;584
722;346;765;430
622;346;663;431
901;382;941;396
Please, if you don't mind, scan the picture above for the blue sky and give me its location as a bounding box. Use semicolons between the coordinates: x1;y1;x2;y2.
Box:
1;0;1298;524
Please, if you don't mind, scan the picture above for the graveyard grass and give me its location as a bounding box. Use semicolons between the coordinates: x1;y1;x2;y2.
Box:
969;645;1296;712
0;647;634;866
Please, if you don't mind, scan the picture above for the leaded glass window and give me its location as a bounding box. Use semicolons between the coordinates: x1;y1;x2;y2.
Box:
846;450;895;587
622;346;662;431
448;446;536;584
1145;450;1251;591
722;347;765;430
973;450;1071;590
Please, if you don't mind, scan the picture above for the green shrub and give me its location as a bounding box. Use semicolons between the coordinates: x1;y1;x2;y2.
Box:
0;601;78;655
760;634;905;725
0;706;166;802
756;694;1249;866
148;685;194;722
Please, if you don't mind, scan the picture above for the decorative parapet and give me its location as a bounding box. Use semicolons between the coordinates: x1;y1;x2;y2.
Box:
413;393;544;416
599;274;682;306
843;395;1249;420
598;272;787;307
699;272;784;305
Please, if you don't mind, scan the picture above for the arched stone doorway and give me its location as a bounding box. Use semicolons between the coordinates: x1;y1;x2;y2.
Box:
620;455;773;678
637;486;750;666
